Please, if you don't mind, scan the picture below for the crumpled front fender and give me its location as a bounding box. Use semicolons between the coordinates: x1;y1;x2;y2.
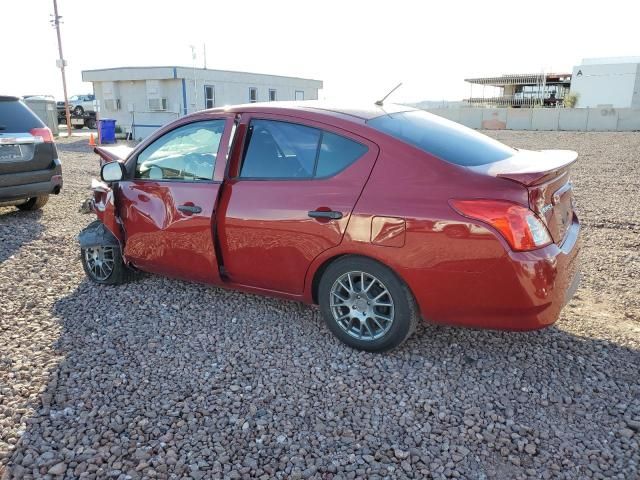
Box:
78;221;121;249
82;178;124;246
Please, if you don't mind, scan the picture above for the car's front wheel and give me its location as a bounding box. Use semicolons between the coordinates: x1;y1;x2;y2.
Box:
318;256;419;352
81;244;134;285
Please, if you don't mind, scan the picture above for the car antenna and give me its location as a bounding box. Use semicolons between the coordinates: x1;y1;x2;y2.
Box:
375;82;403;106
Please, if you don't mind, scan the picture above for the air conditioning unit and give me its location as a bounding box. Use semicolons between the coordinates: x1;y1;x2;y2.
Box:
104;99;121;111
148;98;168;111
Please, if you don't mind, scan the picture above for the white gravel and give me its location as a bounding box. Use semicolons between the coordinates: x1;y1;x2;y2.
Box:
0;132;638;479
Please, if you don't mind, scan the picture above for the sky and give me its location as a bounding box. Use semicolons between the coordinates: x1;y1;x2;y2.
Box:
2;0;639;103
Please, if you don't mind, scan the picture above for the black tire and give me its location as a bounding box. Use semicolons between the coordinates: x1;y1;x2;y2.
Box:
85;118;96;130
16;195;49;211
80;221;136;285
73;106;84;115
318;256;419;352
73;124;84;130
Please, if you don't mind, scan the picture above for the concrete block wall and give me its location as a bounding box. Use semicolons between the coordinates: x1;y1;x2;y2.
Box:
424;107;640;132
617;109;640;131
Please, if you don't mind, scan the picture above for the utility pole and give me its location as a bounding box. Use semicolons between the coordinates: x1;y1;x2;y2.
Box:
51;0;72;137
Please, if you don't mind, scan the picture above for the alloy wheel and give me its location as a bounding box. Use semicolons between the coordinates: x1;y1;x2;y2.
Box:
84;245;116;281
329;271;395;341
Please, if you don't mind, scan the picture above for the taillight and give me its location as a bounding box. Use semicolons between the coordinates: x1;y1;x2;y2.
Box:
29;127;54;143
450;199;552;251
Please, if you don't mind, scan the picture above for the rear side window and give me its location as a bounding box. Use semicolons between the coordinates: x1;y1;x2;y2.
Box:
367;110;514;166
0;99;44;133
316;132;369;177
240;119;368;179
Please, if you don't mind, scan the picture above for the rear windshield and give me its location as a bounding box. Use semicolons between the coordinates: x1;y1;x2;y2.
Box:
367;110;514;166
0;99;44;133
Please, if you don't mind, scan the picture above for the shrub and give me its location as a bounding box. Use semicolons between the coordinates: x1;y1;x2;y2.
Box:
564;93;580;108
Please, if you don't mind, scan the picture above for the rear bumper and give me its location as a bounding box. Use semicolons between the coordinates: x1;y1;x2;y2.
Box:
0;159;63;202
416;214;581;330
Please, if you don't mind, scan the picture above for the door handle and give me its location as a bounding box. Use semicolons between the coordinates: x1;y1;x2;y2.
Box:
178;204;202;214
308;210;343;220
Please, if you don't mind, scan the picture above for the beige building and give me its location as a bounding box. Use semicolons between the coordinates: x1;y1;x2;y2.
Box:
82;66;323;139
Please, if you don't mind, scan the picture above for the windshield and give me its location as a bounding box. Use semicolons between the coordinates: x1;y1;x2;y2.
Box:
367;110;515;166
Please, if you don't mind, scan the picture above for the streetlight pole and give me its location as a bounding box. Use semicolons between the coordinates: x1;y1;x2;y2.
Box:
51;0;72;137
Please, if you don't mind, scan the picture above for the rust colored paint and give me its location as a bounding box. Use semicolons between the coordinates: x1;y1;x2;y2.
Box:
370;216;406;247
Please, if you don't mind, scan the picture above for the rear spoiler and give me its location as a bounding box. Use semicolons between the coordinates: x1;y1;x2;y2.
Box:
94;145;134;166
468;149;578;186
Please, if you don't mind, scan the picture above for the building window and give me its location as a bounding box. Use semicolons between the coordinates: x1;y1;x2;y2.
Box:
204;85;215;109
295;90;304;101
249;87;258;103
269;89;277;102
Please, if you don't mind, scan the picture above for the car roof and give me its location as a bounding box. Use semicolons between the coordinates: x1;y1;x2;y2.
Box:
210;101;416;123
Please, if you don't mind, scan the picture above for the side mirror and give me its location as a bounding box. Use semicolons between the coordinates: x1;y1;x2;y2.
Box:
101;161;125;183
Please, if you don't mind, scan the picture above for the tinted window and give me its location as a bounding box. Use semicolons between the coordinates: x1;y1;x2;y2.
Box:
240;120;320;178
367;110;514;166
0;100;44;133
136;120;225;181
316;132;368;177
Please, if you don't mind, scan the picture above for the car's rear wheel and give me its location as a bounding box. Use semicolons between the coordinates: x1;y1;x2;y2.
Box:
81;244;134;285
318;256;419;352
16;195;49;211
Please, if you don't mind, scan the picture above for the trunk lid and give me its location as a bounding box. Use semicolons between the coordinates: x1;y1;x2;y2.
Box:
468;149;578;244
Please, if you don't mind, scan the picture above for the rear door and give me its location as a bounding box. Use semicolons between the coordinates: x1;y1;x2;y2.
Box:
217;113;379;294
116;115;233;283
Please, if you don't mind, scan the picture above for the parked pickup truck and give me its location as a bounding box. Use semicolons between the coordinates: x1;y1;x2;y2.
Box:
57;94;96;117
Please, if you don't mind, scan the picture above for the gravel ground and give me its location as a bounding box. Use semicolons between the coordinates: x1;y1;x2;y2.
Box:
0;132;638;479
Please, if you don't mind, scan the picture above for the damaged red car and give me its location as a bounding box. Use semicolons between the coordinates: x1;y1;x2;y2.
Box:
79;103;580;351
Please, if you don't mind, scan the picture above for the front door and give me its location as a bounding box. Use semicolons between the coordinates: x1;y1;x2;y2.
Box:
116;116;232;283
217;114;379;294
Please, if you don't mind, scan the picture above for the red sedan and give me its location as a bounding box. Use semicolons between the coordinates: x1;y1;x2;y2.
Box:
80;103;580;352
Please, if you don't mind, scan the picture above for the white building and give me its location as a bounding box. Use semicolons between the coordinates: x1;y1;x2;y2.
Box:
570;57;640;108
82;66;323;139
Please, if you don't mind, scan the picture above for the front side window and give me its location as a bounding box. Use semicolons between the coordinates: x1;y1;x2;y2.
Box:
249;87;257;103
367;110;514;167
135;120;225;181
239;119;368;179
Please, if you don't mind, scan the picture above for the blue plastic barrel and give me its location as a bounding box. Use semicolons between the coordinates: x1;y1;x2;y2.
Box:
98;119;116;144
